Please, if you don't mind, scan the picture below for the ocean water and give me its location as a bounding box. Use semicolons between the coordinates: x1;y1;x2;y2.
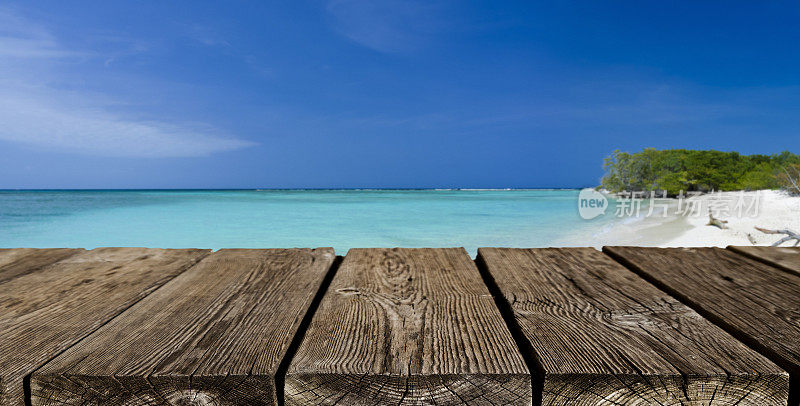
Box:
0;189;611;256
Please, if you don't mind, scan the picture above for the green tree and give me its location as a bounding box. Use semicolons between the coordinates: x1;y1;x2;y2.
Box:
600;149;799;195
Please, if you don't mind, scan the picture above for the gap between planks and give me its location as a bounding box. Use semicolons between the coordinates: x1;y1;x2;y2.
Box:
603;246;799;406
474;252;545;406
9;247;796;406
7;249;342;406
283;248;532;405
0;248;211;406
19;250;212;406
478;247;788;406
273;254;343;406
727;245;800;277
27;249;342;406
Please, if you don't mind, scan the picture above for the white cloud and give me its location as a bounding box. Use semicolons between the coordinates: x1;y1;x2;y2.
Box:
0;92;255;157
0;8;255;158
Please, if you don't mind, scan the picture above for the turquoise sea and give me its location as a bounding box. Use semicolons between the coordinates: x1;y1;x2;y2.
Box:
0;190;611;256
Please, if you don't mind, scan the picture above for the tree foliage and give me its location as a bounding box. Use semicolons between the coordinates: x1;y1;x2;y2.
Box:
600;149;800;195
778;163;800;195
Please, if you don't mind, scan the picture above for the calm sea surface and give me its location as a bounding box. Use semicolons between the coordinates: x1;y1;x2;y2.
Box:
0;190;611;255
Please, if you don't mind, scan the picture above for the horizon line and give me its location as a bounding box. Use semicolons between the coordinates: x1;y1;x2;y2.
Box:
0;187;589;192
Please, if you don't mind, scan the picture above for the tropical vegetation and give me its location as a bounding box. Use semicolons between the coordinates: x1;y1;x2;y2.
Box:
600;149;800;195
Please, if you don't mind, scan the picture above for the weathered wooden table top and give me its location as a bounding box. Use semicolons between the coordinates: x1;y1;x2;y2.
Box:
0;246;797;405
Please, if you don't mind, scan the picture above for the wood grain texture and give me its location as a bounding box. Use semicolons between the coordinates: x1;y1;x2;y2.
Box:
478;247;789;405
728;246;800;277
31;248;336;406
604;246;800;404
0;248;83;284
0;248;81;403
0;247;208;406
286;248;531;405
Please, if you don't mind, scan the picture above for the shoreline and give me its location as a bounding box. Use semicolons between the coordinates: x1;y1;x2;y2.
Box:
579;190;800;248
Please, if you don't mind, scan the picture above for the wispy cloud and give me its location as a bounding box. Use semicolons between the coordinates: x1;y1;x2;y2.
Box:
0;9;81;58
0;36;82;58
0;90;254;157
326;0;446;53
0;8;254;158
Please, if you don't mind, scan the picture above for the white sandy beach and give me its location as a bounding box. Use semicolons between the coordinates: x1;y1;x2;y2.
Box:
575;190;800;248
662;190;800;247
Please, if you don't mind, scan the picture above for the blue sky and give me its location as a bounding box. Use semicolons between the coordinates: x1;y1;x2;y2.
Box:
0;1;798;188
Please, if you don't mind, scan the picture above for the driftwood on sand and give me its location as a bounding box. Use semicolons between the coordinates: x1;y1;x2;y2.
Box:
755;227;800;247
707;211;728;229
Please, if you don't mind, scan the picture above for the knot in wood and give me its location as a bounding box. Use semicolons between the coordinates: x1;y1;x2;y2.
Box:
164;390;220;405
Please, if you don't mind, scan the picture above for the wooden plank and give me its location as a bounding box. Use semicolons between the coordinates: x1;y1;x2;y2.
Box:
0;248;39;265
31;248;336;406
0;248;83;284
0;247;208;405
478;247;789;405
286;248;531;405
729;246;800;277
604;246;800;404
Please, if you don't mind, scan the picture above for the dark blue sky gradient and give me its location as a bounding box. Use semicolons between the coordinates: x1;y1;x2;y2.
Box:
0;1;798;188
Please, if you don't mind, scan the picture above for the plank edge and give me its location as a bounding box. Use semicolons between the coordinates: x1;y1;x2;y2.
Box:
474;248;544;406
727;245;800;278
284;372;533;405
602;246;798;376
274;254;343;405
22;249;213;406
